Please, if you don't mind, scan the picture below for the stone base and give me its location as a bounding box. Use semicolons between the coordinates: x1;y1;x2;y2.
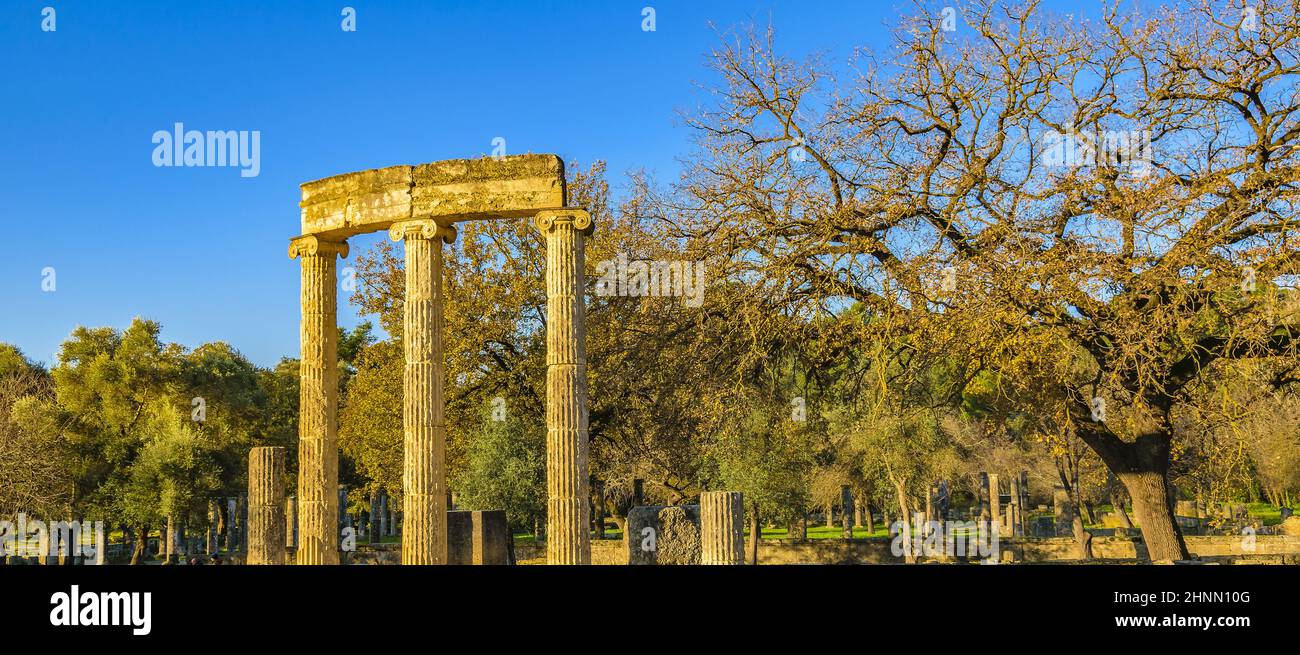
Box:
447;510;511;565
625;505;701;565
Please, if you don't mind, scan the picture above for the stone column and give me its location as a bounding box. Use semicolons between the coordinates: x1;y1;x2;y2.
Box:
289;235;348;565
238;493;249;552
248;446;287;565
536;209;593;565
285;495;297;549
369;491;381;545
390;219;456;565
207;500;219;555
700;491;745;565
225;497;238;554
988;474;1003;537
978;472;990;522
1009;475;1022;537
1053;485;1075;537
841;485;854;539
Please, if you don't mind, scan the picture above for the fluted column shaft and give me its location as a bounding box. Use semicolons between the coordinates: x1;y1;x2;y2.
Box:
290;235;348;565
248;446;287;565
391;220;456;565
536;209;593;565
701;491;745;565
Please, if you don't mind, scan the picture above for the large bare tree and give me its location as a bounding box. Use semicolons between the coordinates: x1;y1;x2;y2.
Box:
649;0;1300;560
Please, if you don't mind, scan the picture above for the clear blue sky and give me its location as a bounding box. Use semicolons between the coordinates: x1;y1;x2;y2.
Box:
0;0;1083;367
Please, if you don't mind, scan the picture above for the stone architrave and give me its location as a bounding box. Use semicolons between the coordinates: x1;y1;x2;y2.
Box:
536;209;594;565
390;219;457;565
247;446;287;565
700;492;745;565
289;235;347;564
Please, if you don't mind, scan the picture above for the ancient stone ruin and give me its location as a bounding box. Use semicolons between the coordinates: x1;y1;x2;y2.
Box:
289;155;591;565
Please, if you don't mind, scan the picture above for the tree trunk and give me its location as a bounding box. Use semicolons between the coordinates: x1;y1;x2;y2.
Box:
1072;515;1093;560
1120;467;1188;561
129;524;149;566
865;502;875;536
747;502;760;565
1081;501;1097;525
1078;416;1189;562
892;479;916;564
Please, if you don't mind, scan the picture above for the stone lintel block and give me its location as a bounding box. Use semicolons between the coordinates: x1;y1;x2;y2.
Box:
299;155;567;239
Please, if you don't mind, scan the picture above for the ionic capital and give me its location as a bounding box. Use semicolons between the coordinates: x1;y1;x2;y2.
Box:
288;235;349;260
535;208;594;236
389;219;457;244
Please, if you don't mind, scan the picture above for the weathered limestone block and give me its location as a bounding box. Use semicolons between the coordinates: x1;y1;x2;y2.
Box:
538;209;593;565
1053;485;1076;537
411;156;566;220
446;510;511;565
289;235;348;565
700;492;745;565
300;155;566;239
391;219;457;565
1279;516;1300;536
247;446;287;565
626;505;701;565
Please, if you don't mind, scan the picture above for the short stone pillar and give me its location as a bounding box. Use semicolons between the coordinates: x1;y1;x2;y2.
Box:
247;446;287;565
207;499;219;554
289;235;348;565
977;472;990;522
988;474;1003;537
1009;475;1023;536
447;510;511;565
238;494;249;552
225;497;238;554
1053;485;1076;536
536;209;594;565
285;495;297;549
700;491;745;565
840;486;854;539
369;491;381;545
